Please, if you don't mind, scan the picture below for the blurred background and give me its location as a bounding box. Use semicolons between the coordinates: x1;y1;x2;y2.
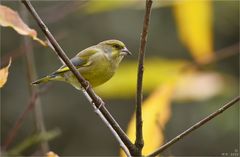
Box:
1;0;239;156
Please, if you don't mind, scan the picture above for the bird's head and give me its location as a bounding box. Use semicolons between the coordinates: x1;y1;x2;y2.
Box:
98;40;132;59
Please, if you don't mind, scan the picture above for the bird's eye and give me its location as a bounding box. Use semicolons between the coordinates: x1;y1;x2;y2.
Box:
113;44;122;49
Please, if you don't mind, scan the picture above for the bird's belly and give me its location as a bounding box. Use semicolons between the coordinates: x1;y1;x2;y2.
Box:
80;68;114;87
81;63;115;87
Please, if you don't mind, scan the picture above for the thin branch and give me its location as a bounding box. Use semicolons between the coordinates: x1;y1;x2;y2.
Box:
147;96;240;157
2;92;38;150
21;5;49;153
203;42;239;65
1;82;54;150
21;0;136;154
81;90;131;157
94;108;131;157
135;0;153;155
192;42;240;69
2;85;51;151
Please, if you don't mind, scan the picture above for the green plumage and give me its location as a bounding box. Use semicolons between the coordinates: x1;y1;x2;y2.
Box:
32;40;131;90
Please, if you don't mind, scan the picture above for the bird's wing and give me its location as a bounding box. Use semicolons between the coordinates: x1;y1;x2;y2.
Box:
76;46;100;59
51;48;98;75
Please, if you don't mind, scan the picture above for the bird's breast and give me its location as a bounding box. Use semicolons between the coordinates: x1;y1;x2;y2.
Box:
78;56;116;87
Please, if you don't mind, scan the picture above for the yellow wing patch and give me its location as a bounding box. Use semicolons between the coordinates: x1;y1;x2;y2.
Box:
54;61;92;75
52;47;98;76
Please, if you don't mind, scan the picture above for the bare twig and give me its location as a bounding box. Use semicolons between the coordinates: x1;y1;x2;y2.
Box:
2;85;52;151
2;83;51;150
82;90;131;157
21;5;49;153
147;96;240;157
21;0;136;154
192;42;240;69
135;0;152;155
2;93;38;150
203;42;239;65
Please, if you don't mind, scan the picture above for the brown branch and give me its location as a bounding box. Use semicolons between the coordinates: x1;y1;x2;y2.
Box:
147;96;240;157
135;0;153;155
2;92;38;150
21;0;136;154
21;5;49;153
1;85;51;151
2;82;52;151
203;42;239;65
192;42;240;69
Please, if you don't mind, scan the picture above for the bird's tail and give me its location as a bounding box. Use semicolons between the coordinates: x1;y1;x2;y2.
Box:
32;76;51;85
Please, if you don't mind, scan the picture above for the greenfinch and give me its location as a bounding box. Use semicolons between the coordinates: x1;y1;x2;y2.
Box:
32;40;131;90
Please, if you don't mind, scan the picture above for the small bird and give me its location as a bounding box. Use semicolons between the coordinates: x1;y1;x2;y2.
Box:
32;40;131;90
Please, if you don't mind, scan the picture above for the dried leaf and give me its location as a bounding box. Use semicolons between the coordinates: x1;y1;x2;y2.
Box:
0;5;46;46
120;85;174;156
173;0;214;64
0;58;11;88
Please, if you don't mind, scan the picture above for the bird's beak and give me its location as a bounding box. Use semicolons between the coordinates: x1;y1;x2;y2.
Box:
121;47;132;56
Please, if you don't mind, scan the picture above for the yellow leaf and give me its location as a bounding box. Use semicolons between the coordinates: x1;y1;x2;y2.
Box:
95;58;189;99
0;58;11;88
46;151;59;157
120;85;174;156
0;5;46;46
173;0;214;64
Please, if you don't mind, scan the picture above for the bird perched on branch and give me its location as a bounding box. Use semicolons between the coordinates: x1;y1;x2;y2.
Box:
32;40;131;90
